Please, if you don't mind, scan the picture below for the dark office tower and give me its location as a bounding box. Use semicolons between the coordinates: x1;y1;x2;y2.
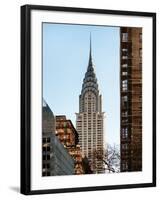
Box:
120;27;142;172
42;100;74;176
76;36;105;174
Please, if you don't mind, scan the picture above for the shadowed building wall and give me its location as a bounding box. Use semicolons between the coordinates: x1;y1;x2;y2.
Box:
42;100;74;176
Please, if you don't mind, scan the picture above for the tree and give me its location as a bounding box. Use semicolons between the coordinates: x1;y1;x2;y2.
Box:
93;144;120;173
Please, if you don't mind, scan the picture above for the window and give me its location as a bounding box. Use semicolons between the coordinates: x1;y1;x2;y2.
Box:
46;137;50;143
122;132;128;139
122;64;128;68
46;163;50;169
122;162;128;170
139;48;142;58
122;111;128;117
139;63;142;69
122;119;128;123
122;96;128;102
43;163;50;169
122;143;128;150
139;33;142;42
122;56;128;60
47;146;50;151
46;172;50;176
122;71;128;76
47;154;50;160
122;33;128;42
122;79;128;85
139;48;142;63
122;128;128;135
122;80;128;91
43;155;46;160
122;48;128;52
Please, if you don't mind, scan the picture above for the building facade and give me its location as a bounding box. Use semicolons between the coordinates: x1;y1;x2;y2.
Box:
120;27;142;172
55;115;84;175
42;100;74;176
76;39;105;174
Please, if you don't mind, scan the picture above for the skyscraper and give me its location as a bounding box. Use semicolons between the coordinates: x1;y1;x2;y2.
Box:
76;36;105;174
120;27;142;172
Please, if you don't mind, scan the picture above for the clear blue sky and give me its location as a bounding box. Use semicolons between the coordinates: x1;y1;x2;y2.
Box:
43;23;120;145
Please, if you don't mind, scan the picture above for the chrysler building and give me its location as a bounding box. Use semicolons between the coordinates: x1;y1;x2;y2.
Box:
76;36;105;173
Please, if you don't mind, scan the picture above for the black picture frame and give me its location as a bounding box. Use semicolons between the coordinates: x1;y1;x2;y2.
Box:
21;4;156;195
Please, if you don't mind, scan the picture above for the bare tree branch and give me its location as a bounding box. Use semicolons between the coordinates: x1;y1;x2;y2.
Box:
93;144;120;173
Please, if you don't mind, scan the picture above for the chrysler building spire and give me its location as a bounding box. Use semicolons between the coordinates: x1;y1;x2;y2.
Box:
88;33;94;70
80;34;100;113
89;33;92;64
76;35;105;174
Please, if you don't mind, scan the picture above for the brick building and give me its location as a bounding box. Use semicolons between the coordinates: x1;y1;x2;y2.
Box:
55;115;84;175
120;27;142;172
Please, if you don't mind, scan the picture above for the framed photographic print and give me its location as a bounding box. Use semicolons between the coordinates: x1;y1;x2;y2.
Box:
21;4;156;195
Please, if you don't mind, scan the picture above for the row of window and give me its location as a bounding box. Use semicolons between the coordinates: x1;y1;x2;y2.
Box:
122;33;128;42
122;79;141;92
122;79;128;91
122;71;128;76
122;162;128;170
122;32;142;43
43;154;51;161
42;137;51;143
122;63;142;70
43;163;50;169
122;143;129;150
121;49;142;59
122;64;128;68
122;119;128;124
122;133;128;139
42;171;50;176
122;111;128;117
43;146;50;152
122;95;128;102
